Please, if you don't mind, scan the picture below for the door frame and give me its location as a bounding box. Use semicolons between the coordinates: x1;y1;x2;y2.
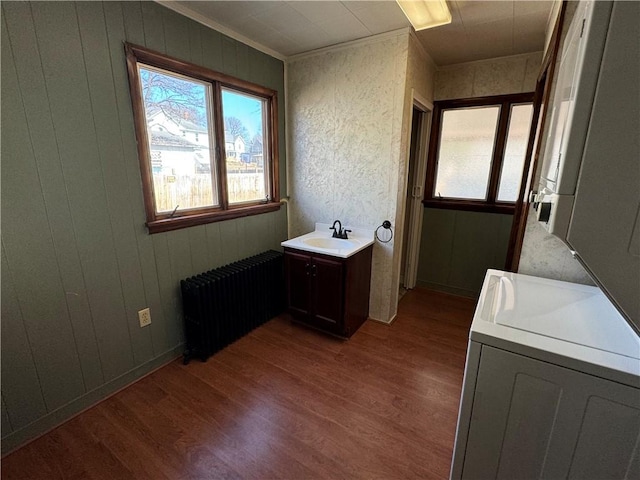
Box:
505;2;567;271
402;91;432;289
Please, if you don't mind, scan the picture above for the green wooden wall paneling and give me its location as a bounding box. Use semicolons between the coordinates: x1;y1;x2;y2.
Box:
77;2;155;367
140;3;187;355
163;6;191;61
222;37;238;76
2;3;105;392
246;212;269;257
103;1;172;359
205;223;224;269
448;211;510;293
166;229;194;344
140;1;166;53
1;0;287;452
121;1;145;46
219;219;240;266
152;233;180;352
236;218;251;261
1;8;87;411
1;396;12;435
417;208;512;297
200;24;223;70
188;225;210;277
418;208;456;287
276;205;289;245
0;243;48;430
236;42;250;81
189;24;203;66
31;2;136;382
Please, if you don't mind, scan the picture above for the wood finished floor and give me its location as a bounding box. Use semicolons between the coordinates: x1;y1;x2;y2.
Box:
1;289;475;480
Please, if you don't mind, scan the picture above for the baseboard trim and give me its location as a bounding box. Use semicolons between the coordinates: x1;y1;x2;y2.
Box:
368;313;396;325
1;344;184;456
415;281;479;299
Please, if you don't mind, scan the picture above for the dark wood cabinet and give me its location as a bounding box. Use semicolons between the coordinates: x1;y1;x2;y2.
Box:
284;245;373;337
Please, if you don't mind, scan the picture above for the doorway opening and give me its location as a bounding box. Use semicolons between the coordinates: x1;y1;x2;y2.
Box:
400;99;432;295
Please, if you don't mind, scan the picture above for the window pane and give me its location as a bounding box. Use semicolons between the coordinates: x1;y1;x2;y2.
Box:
435;107;500;200
139;65;218;213
221;88;268;205
497;104;534;202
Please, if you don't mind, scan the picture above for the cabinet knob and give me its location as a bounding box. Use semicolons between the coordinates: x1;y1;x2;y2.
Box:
305;263;310;275
311;264;317;277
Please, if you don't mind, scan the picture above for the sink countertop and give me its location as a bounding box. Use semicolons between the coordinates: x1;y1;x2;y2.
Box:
281;223;375;258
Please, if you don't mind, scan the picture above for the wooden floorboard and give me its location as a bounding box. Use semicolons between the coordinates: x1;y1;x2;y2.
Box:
1;288;475;479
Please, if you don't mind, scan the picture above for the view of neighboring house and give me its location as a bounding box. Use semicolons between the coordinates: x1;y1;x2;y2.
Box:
250;134;264;166
224;131;246;161
146;107;255;175
146;106;208;146
146;107;210;175
148;129;210;175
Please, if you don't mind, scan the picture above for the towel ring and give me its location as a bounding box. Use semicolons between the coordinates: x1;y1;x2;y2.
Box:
375;220;393;243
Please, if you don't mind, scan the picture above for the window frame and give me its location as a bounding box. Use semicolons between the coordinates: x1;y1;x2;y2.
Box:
424;93;534;214
125;43;280;234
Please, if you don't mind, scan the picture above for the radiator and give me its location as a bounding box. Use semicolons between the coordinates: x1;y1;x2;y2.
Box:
180;250;285;363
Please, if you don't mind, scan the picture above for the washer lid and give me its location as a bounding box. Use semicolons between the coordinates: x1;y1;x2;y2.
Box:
472;270;640;385
491;274;639;359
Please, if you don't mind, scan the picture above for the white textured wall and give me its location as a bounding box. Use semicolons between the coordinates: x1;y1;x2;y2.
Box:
287;32;415;322
434;51;542;100
519;213;593;283
389;33;437;317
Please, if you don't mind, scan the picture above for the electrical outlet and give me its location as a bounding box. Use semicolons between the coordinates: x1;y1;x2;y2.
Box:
138;308;151;327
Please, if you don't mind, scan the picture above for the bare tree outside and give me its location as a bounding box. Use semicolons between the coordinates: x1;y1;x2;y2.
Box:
138;65;268;211
140;67;207;125
224;116;249;142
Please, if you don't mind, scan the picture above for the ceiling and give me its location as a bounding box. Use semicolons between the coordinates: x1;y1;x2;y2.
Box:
167;1;554;65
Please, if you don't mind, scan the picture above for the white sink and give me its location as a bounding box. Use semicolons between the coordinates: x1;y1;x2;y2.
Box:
302;237;359;250
281;223;374;258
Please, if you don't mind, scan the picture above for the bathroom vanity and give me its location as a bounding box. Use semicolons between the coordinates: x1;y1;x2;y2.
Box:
281;224;374;337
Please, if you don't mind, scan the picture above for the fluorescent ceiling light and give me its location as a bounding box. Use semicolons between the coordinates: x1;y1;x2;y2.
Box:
396;0;452;31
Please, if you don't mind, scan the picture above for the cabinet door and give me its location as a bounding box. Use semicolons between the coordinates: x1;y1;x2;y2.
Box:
462;346;640;480
285;250;311;317
538;1;612;195
567;1;640;329
310;255;344;329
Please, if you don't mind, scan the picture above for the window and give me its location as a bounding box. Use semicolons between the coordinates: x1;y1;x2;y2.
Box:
125;43;280;233
425;93;534;213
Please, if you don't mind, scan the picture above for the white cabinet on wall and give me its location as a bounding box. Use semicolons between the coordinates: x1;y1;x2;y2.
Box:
532;0;640;329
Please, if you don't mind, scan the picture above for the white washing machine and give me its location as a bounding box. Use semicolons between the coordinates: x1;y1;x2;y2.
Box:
450;270;640;480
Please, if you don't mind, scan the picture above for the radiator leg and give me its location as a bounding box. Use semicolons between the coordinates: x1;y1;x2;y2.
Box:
183;349;192;365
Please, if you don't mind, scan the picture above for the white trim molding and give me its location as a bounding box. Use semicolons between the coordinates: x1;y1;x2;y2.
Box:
155;0;287;61
437;51;544;71
286;27;411;63
409;29;438;72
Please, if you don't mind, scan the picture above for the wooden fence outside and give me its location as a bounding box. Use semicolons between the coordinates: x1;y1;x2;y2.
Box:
153;172;266;212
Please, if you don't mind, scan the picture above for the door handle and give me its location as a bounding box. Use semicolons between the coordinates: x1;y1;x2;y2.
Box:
311;264;317;277
305;263;310;275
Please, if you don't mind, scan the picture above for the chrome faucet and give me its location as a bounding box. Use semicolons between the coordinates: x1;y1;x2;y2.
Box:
330;220;351;239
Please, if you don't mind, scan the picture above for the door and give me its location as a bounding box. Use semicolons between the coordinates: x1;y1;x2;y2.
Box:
285;250;311;316
310;255;343;330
